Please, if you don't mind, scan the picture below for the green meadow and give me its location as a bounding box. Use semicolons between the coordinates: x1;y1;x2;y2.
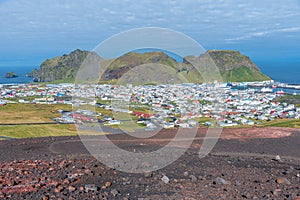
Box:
0;102;299;139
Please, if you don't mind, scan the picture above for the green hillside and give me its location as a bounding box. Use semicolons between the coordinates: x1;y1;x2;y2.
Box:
35;49;271;84
39;49;102;82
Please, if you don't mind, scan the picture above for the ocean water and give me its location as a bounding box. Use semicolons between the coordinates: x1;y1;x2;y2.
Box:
0;62;299;84
256;61;300;84
0;66;35;84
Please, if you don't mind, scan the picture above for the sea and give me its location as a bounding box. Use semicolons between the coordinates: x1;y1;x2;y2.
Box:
0;66;35;84
256;61;300;85
0;62;299;85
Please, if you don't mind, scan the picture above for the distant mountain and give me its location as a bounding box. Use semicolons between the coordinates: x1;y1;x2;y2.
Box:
35;49;270;83
100;51;180;83
184;50;271;82
38;49;103;82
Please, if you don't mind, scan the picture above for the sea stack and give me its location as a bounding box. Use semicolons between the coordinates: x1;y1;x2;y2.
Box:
4;72;18;78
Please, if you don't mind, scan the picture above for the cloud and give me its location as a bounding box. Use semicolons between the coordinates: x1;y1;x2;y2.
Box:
225;26;300;42
1;0;300;65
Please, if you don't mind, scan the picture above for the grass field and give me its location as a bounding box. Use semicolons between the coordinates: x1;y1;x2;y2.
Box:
0;103;140;138
0;103;76;138
0;103;72;124
222;118;300;129
199;117;213;124
259;119;300;128
0;124;77;138
108;121;145;132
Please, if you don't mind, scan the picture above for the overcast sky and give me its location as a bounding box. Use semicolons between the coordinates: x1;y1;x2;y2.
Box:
1;0;300;66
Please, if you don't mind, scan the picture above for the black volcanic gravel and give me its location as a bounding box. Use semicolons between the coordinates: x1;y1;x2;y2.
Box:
1;130;300;199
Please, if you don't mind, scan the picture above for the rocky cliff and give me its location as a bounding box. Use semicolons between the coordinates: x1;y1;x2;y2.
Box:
36;49;270;83
38;49;102;82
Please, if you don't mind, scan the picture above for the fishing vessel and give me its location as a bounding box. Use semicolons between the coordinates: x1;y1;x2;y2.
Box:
276;90;284;95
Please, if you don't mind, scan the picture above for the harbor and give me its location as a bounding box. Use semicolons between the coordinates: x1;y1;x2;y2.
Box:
232;81;300;95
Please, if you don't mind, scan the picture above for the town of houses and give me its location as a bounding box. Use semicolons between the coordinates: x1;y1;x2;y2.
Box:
0;82;299;130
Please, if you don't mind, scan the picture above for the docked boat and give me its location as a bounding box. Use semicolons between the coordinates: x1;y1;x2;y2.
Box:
261;87;273;93
276;90;284;95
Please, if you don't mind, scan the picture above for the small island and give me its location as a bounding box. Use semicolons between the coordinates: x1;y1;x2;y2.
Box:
4;72;18;78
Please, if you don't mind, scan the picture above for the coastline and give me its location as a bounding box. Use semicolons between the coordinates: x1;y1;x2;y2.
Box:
1;60;300;85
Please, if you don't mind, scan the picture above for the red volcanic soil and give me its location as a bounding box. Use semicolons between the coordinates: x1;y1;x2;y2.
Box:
0;127;300;199
218;127;293;139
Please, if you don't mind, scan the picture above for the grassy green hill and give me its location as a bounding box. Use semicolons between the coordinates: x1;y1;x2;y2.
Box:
39;49;103;82
36;49;270;84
